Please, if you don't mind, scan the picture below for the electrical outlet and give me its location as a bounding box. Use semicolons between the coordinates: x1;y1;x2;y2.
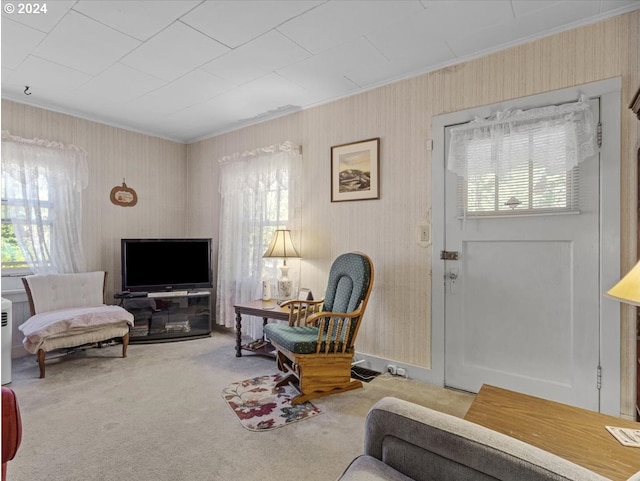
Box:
396;367;406;378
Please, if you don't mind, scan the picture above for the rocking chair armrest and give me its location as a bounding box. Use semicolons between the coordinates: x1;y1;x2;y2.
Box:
307;309;361;325
281;298;326;326
279;298;324;310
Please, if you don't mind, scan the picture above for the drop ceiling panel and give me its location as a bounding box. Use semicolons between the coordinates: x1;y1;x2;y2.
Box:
181;0;321;48
120;21;229;82
74;0;201;41
31;10;140;76
277;0;425;54
200;31;311;85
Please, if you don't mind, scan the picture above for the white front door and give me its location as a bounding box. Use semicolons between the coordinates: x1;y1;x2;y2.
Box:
443;99;602;410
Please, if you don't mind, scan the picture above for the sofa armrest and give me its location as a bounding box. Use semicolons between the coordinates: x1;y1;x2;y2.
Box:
363;397;609;481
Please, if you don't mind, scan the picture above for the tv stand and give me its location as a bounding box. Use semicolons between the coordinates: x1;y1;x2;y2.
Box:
120;290;211;343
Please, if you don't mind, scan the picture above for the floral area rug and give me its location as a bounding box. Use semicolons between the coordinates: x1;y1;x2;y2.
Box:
222;374;322;431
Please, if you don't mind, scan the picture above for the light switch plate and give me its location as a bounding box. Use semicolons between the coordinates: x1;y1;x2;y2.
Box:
417;222;431;247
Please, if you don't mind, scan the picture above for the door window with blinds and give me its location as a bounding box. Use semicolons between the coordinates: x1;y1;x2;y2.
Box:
446;96;598;217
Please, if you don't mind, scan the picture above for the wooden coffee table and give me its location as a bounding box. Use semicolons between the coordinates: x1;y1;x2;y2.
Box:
464;384;640;481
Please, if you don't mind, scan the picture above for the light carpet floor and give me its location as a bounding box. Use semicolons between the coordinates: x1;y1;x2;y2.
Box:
5;328;474;481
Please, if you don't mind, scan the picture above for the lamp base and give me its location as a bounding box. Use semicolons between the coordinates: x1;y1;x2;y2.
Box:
278;265;293;300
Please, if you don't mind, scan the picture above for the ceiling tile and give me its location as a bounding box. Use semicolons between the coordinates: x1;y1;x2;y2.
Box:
225;73;311;117
3;56;92;98
277;0;425;54
277;37;388;101
1;18;46;69
200;30;311;85
120;21;229;82
1;1;74;33
73;0;201;41
511;1;561;16
599;0;640;12
31;10;140;75
353;39;455;87
416;1;513;40
447;1;600;57
129;70;234;115
181;0;321;48
77;63;166;103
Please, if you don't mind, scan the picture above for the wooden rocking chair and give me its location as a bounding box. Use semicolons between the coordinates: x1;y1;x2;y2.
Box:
264;252;374;404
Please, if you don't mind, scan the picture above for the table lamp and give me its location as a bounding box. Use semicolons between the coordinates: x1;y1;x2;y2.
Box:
263;229;300;300
606;259;640;306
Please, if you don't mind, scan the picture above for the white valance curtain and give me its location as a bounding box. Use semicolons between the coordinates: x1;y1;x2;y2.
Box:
1;131;88;274
216;141;301;337
447;95;597;179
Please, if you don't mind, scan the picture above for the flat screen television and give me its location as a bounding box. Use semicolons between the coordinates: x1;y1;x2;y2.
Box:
121;238;212;292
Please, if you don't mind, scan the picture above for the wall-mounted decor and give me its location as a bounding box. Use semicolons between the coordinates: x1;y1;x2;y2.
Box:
110;179;137;207
331;138;379;202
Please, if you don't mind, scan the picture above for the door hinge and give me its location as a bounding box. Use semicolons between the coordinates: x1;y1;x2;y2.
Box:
440;250;459;260
597;121;602;148
597;365;602;390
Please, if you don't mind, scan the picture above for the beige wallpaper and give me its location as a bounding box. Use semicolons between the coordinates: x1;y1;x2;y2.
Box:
187;12;639;417
1;100;189;300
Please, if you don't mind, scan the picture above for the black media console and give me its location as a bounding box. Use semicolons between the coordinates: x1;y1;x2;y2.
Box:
119;290;211;343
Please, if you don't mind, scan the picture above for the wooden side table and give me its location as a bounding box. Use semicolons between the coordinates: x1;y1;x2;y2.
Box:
233;300;291;357
465;384;640;481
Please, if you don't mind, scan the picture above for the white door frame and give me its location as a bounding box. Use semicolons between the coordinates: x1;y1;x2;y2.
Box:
430;78;621;415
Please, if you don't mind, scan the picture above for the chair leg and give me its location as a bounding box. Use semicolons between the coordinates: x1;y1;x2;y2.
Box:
37;349;46;378
121;333;129;358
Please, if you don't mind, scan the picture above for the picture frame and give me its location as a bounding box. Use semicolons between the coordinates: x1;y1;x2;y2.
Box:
297;288;313;301
331;138;380;202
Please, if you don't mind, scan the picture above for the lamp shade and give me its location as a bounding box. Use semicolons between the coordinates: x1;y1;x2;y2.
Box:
263;230;300;259
606;259;640;307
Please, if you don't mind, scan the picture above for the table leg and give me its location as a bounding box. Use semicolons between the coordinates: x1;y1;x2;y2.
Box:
235;310;242;357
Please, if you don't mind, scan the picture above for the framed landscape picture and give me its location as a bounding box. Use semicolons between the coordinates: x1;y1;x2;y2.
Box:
331;138;380;202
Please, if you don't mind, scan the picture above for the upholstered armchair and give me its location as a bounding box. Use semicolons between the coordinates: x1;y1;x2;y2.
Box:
264;252;374;404
20;271;133;378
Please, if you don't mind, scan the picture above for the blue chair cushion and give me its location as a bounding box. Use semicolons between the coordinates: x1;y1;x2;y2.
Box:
323;253;371;314
265;323;345;354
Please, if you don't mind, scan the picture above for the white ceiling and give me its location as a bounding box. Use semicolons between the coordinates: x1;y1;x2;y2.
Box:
2;0;639;143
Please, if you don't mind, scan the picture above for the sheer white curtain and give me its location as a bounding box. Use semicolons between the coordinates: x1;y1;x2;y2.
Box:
2;131;88;274
447;95;597;179
216;141;301;338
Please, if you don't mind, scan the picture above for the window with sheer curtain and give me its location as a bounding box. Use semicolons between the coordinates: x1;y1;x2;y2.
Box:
216;141;301;338
1;131;88;274
447;95;597;217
